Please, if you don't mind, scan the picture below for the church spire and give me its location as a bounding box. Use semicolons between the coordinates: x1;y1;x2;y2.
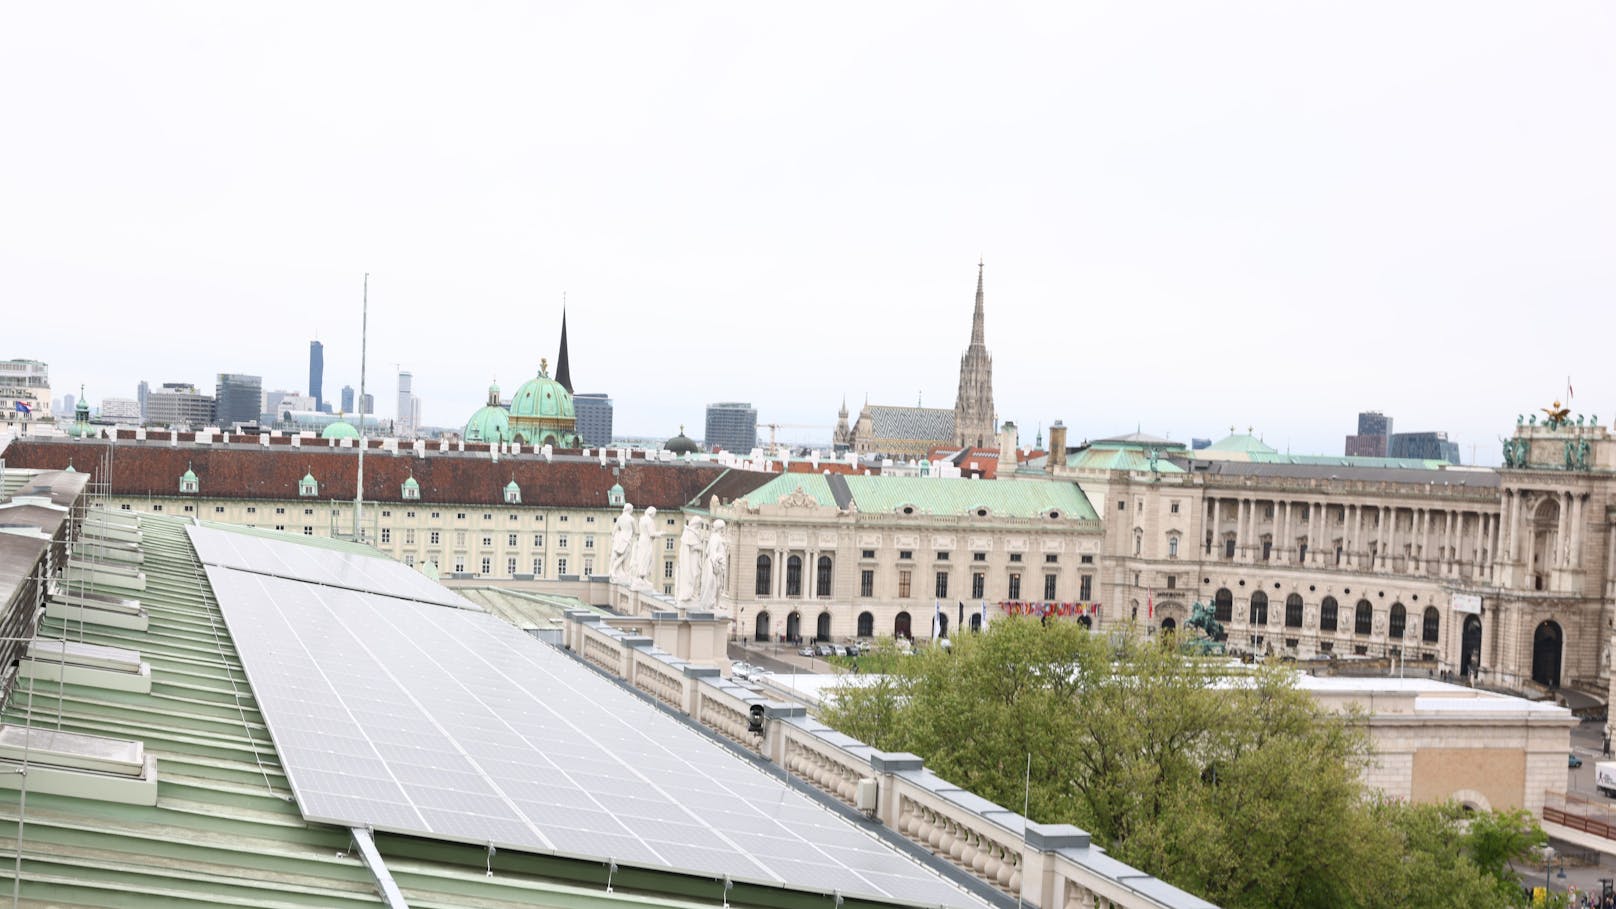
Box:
555;297;573;394
970;258;986;347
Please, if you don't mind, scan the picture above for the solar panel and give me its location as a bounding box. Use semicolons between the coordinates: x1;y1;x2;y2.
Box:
187;524;471;609
208;565;982;908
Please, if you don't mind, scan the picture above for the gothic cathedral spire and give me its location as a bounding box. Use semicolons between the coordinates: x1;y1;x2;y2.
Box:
954;259;996;448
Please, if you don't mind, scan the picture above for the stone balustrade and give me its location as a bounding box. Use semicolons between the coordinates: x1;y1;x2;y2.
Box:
562;610;1216;909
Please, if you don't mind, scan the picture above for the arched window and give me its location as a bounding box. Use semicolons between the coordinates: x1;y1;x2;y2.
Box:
1355;599;1373;635
816;556;833;598
1285;594;1303;628
1389;603;1406;638
856;611;874;637
1320;596;1338;631
816;612;832;642
755;555;772;596
894;611;912;639
1214;588;1233;623
754;611;771;642
786;555;803;597
1422;607;1440;644
1249;591;1268;625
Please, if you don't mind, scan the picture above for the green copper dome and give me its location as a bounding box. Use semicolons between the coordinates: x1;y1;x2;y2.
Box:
665;426;699;455
181;467;198;482
402;475;420;490
510;366;574;420
465;382;512;444
321;420;360;440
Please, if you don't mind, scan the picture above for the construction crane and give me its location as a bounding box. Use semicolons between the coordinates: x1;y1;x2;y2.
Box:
759;422;832;456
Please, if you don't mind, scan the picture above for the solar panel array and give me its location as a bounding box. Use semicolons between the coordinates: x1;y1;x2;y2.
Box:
207;564;980;907
187;524;471;609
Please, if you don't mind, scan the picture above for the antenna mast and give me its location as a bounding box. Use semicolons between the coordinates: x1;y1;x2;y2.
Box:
355;273;368;542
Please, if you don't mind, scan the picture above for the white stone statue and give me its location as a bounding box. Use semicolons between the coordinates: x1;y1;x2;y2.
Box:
609;503;635;584
698;519;729;613
675;516;707;605
631;506;660;591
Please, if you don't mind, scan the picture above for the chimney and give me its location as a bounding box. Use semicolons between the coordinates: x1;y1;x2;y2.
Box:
1047;421;1068;474
998;421;1018;471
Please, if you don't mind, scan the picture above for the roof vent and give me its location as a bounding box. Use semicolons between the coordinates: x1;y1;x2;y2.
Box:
20;640;152;694
0;725;158;806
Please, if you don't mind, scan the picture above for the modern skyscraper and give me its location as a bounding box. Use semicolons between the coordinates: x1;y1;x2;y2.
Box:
215;374;263;427
573;393;613;447
704;402;757;454
1345;410;1393;457
396;371;417;438
340;385;355;414
137;380;150;421
308;340;325;412
146;383;215;427
360;393;374;415
1389;431;1461;464
953;260;996;449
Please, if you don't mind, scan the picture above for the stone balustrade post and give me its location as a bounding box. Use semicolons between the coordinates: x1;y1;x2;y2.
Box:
1021;823;1091;909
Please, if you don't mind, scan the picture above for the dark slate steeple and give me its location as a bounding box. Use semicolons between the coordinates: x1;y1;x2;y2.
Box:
555;299;573;395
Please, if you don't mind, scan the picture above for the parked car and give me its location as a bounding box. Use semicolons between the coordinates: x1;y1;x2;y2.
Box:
815;643;837;657
840;644;858;657
1570;753;1584;768
797;646;815;657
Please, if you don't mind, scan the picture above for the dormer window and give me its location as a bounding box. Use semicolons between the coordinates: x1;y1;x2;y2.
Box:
401;477;420;500
299;473;319;497
504;481;521;505
179;466;199;494
608;483;625;507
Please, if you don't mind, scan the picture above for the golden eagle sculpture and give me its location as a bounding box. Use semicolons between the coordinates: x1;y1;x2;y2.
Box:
1542;401;1571;425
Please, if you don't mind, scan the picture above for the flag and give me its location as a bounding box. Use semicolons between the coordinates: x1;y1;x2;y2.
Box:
13;401;30;415
1148;590;1154;620
931;600;943;639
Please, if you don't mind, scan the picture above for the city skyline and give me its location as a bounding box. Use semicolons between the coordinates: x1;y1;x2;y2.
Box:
4;4;1612;461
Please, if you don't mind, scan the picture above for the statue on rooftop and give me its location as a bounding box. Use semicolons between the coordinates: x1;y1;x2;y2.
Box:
699;520;729;614
675;516;707;606
609;502;636;584
631;506;660;591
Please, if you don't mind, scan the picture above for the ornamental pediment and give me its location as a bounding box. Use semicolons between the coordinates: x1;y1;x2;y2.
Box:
1004;537;1028;552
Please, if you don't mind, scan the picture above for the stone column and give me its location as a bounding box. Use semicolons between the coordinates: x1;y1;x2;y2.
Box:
1237;498;1249;562
1570;493;1585;570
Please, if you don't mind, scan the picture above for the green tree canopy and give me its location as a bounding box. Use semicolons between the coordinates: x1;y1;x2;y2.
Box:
820;619;1546;909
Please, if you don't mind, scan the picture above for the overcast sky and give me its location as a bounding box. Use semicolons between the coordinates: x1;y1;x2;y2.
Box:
5;3;1612;463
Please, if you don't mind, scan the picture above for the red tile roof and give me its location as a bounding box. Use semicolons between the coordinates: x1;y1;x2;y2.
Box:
5;439;773;510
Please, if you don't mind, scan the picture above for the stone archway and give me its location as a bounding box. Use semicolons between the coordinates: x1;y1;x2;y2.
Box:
785;611;802;644
1161;617;1177;632
1532;620;1563;688
754;611;771;642
816;612;832;642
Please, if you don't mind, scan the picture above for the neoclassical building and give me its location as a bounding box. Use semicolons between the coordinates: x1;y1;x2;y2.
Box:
704;471;1102;643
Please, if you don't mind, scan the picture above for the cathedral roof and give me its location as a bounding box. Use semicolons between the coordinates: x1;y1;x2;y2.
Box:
863;405;956;441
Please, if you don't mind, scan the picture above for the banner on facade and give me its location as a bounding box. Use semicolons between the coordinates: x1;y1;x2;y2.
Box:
1451;593;1482;615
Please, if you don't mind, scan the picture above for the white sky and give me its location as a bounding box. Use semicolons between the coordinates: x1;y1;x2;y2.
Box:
5;3;1612;463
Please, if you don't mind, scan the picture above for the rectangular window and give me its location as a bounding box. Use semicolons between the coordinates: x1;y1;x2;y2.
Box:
1166;575;1176;589
406;510;415;518
405;529;416;545
481;536;492;548
381;510;391;518
456;512;466;520
405;555;415;567
585;515;595;523
429;531;440;545
1117;500;1125;511
303;526;313;535
558;557;568;575
1170;502;1180;514
559;515;568;523
860;569;874;597
1009;553;1022;563
246;506;256;514
275;507;285;515
454;555;466;572
861;549;876;559
1044;574;1057;600
971;573;984;598
584;559;594;576
558;534;568;548
534;533;544;547
665;538;674;551
1080;554;1094;564
380;528;391;543
183;505;194;513
664;560;674;579
482;513;492;521
935;572;949;599
431;511;440;519
480;557;491;574
936;551;949;561
1008;574;1022;600
1080;575;1093;600
304;508;314;516
973;552;987;562
898;570;912;598
506;557;517;576
532;558;543;576
1044;554;1058;563
455;531;466;545
214;506;225;514
1262;541;1272;561
150;505;164;513
584;536;595;549
898;550;913;561
508;533;517;547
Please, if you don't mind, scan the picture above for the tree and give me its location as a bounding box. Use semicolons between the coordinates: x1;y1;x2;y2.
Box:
820;618;1545;909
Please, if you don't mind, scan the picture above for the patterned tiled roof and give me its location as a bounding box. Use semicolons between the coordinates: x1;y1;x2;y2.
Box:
3;439;767;509
867;405;956;441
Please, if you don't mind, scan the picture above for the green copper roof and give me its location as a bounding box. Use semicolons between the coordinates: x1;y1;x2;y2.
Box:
509;369;574;420
1204;432;1277;454
181;467;198;482
320;420;360;440
402;475;420;489
1066;446;1185;473
301;472;316;484
505;479;521;492
743;473;1098;519
1245;451;1449;470
463;404;510;444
